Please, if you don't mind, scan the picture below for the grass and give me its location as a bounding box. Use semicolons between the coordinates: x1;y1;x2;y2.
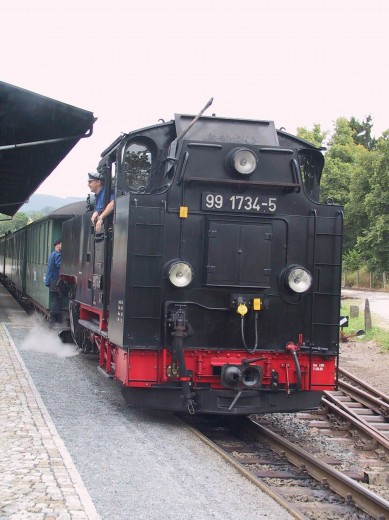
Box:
341;298;389;351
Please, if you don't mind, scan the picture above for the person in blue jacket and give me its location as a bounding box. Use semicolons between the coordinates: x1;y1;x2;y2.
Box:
88;172;114;233
45;239;62;325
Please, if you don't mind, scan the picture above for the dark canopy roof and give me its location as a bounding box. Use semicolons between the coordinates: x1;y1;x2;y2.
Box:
0;81;96;216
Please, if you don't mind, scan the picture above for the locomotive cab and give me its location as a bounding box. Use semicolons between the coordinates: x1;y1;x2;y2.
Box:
61;112;342;415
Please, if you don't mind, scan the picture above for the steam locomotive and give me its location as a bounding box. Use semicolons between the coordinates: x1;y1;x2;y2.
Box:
2;105;343;415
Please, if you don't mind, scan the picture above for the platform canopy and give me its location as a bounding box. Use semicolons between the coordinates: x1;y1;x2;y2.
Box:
0;81;96;216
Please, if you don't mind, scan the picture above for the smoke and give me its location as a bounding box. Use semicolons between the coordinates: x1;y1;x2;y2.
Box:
20;321;79;358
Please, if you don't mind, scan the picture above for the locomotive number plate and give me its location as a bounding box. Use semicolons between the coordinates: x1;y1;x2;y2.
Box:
202;193;277;213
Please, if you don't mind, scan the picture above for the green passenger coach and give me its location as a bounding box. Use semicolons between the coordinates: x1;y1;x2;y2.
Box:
0;202;85;316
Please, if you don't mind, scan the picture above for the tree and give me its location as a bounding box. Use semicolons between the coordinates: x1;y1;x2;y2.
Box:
0;212;29;236
356;130;389;271
343;249;363;271
318;117;378;256
344;150;371;252
297;124;327;148
349;115;377;151
320;118;368;208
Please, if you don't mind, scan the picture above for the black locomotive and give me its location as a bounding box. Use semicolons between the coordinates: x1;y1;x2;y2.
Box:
58;102;342;415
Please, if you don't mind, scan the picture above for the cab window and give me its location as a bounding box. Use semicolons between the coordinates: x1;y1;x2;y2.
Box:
122;142;152;191
298;149;324;202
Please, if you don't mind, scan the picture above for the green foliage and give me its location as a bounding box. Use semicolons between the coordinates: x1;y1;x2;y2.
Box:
343;249;362;271
349;115;377;151
296;124;327;148
0;209;49;237
357;215;389;271
355;131;389;271
303;115;388;272
319;118;372;256
0;212;29;236
320;118;368;207
344;150;372;251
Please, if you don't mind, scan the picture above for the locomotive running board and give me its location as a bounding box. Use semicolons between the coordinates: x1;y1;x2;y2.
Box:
78;319;109;339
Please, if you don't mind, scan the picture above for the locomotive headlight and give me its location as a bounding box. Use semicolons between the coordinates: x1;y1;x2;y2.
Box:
168;262;193;288
286;266;312;294
229;148;257;175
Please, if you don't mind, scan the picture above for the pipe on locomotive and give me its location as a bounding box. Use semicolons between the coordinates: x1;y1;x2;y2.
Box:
285;342;302;392
169;308;196;414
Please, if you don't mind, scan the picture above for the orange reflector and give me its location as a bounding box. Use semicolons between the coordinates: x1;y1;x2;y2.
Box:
179;206;188;218
253;298;261;311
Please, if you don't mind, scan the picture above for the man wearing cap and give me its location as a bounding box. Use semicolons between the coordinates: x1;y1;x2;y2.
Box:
45;239;62;326
88;172;114;233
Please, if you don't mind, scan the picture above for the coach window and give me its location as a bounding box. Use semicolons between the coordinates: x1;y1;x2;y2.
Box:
122;142;152;192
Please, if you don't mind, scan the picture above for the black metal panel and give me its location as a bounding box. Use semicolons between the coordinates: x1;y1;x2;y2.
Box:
109;194;166;348
108;195;131;347
206;221;272;287
175;114;279;146
92;235;105;307
310;214;343;349
0;81;95;216
127;205;165;346
122;386;323;415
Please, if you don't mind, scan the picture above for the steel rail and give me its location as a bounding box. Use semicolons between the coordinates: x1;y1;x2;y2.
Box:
338;368;389;417
245;417;389;520
323;392;389;449
321;395;389;454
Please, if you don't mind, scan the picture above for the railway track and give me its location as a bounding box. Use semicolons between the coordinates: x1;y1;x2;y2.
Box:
337;367;389;419
182;414;389;519
320;368;389;458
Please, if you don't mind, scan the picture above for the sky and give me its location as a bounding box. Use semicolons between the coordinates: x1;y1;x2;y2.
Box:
2;0;389;198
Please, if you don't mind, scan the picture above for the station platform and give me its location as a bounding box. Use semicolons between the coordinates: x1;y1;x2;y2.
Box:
0;284;99;519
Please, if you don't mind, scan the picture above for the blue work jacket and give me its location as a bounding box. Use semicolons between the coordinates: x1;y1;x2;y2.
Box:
95;188;114;214
45;250;61;287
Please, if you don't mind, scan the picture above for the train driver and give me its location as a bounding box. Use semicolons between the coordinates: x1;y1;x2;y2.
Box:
88;172;115;233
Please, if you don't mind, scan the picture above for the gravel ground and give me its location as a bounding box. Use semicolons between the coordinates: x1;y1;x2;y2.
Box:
7;321;292;520
339;338;389;395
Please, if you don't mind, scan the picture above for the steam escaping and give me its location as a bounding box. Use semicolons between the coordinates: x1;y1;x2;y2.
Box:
20;323;79;358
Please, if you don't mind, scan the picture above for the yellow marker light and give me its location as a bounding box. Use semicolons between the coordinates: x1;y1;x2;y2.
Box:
237;303;248;316
179;206;188;218
253;298;261;311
